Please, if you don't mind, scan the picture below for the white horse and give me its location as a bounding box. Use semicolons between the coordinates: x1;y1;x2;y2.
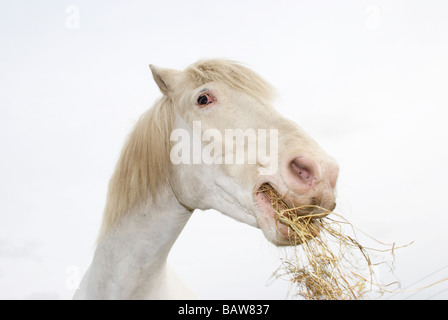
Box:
74;59;339;299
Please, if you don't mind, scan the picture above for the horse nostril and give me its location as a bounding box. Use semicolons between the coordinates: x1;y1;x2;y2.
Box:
290;157;316;187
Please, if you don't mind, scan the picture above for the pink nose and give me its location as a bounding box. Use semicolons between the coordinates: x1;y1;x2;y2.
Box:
288;156;339;190
289;156;317;188
290;157;317;188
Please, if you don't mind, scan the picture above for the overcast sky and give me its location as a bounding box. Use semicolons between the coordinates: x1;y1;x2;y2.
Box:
1;0;447;299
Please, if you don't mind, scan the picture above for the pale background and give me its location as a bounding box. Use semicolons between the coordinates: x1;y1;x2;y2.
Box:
1;0;447;299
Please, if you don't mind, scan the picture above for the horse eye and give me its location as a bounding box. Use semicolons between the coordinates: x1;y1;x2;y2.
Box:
197;93;213;107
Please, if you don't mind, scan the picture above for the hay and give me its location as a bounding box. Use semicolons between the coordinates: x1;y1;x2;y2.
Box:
257;183;399;300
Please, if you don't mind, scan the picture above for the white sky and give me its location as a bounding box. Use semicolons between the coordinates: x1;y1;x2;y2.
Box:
1;0;448;299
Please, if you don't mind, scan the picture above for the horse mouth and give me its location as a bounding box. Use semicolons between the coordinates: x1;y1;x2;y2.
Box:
255;183;327;244
257;183;320;216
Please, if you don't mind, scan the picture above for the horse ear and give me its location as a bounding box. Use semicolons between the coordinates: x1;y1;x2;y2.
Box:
149;64;181;96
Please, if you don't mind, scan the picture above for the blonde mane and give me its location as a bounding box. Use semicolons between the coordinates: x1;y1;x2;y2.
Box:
98;97;174;239
98;59;275;239
185;59;275;102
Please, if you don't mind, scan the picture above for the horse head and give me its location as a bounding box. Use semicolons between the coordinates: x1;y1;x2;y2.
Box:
150;59;339;246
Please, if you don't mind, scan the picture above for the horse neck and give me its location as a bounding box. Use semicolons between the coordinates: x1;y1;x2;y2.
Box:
75;186;193;299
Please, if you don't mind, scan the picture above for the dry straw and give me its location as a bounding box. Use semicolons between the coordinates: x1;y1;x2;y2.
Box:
258;184;401;300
